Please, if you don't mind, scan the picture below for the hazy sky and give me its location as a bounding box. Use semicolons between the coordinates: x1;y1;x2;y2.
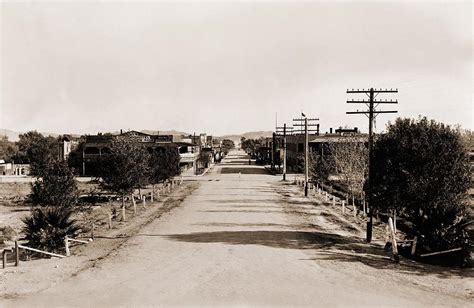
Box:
1;1;472;136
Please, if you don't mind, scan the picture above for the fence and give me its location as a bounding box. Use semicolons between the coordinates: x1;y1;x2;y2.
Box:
2;177;184;269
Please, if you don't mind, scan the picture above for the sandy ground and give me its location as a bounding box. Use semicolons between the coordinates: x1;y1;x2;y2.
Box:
1;150;473;307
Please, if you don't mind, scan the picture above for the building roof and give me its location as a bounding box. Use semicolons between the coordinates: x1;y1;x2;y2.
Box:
309;134;367;144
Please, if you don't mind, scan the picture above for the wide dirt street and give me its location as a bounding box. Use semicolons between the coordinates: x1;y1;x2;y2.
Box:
5;150;472;307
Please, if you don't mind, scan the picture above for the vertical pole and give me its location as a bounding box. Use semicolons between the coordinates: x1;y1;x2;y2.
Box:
283;124;287;181
388;217;399;263
82;149;86;176
132;195;137;215
122;206;126;221
304;117;309;197
271;132;276;170
411;236;418;256
108;213;112;229
14;241;19;266
367;88;374;243
91;222;95;240
3;250;9;269
65;236;70;257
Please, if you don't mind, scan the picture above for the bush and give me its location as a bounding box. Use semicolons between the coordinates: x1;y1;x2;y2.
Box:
371;117;471;259
22;207;79;254
30;160;78;207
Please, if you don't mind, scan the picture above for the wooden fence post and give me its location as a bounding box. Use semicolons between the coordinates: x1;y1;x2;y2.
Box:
91;222;95;240
411;236;418;256
142;196;146;209
393;211;397;234
342;201;345;214
65;236;70;257
122;206;126;221
388;217;399;263
133;196;137;215
3;249;12;269
14;241;19;266
107;213;112;229
150;192;154;203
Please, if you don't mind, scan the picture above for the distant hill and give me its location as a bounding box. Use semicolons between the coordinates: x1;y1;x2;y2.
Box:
0;129;20;142
216;131;273;145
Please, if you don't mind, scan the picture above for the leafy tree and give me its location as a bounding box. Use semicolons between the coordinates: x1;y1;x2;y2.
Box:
148;146;181;194
67;137;86;175
327;135;368;199
310;151;332;185
371;117;471;255
15;131;57;175
0;136;17;161
99;137;150;207
30;160;78;207
22;207;79;254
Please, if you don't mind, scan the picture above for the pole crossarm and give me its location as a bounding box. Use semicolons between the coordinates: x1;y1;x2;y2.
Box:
293;118;319;121
346;111;397;115
347;100;398;104
347;88;398;93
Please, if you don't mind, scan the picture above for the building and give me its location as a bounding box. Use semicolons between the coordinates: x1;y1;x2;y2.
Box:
0;160;30;176
58;135;79;161
82;130;199;176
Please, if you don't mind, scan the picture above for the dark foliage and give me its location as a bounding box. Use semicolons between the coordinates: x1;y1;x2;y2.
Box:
98;137;150;202
30;160;78;207
15;131;58;176
371;117;471;256
22;207;79;254
148;146;181;184
0;136;17;162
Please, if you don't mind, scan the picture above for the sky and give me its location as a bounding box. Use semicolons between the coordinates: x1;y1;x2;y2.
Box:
0;0;472;136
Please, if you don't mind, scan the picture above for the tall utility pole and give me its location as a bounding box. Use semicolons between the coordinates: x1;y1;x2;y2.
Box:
346;87;398;243
276;124;294;181
293;115;319;196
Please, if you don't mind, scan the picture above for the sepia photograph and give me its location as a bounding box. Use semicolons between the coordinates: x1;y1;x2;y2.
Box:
0;0;472;306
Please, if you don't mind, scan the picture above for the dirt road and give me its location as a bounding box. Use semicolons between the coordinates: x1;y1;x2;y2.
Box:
5;151;472;307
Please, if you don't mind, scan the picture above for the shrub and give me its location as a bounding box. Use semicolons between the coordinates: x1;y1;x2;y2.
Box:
30;160;78;207
22;207;79;254
371;117;471;258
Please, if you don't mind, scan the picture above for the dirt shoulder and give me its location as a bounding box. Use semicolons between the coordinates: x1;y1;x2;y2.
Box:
0;181;200;299
279;180;473;302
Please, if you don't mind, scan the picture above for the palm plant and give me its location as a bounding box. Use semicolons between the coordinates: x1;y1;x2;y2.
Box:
22;207;80;254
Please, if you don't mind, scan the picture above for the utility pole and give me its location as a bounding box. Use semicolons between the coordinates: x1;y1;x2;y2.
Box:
276;124;294;181
346;87;398;243
293;115;319;197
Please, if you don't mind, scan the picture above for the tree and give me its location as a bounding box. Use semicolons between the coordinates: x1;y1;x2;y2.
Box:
15;131;57;176
99;137;150;207
30;160;78;207
327;136;368;200
371;117;471;256
67;137;86;175
0;136;17;161
148;146;181;194
310;151;331;185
